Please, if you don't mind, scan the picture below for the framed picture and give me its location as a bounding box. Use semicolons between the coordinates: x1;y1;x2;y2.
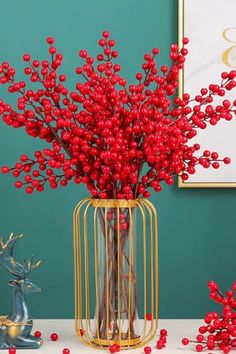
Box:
178;0;236;187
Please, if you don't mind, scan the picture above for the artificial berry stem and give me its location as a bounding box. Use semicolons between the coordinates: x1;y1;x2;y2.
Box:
182;280;236;353
0;32;233;197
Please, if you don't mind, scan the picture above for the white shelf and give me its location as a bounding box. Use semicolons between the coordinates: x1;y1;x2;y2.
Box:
2;319;203;353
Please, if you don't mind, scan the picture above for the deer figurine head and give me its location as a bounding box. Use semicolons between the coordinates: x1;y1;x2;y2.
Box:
0;233;43;349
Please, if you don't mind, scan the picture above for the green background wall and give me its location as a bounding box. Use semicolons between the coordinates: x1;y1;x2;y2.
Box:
0;0;235;319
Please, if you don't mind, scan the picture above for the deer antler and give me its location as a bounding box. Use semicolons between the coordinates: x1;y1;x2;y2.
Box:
23;255;42;274
0;234;41;279
0;233;22;255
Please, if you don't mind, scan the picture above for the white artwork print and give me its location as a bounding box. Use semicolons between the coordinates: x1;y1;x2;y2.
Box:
183;0;236;184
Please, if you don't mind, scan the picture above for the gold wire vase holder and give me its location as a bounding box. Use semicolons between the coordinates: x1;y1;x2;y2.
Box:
73;198;158;349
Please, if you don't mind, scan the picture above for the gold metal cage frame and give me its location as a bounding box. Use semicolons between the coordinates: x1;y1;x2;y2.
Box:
73;198;158;349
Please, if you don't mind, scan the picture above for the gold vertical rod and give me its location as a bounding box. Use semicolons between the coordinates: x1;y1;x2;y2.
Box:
98;207;102;345
73;198;90;345
73;202;81;334
144;201;154;341
143;199;159;335
136;200;147;341
105;207;109;341
93;206;102;348
73;203;80;335
117;202;121;342
150;204;155;338
83;202;93;345
128;206;132;347
142;201;154;340
73;199;84;337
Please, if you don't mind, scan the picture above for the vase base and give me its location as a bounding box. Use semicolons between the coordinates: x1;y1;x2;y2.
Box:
92;335;141;347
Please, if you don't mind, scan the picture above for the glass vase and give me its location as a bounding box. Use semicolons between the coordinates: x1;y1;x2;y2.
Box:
73;198;158;349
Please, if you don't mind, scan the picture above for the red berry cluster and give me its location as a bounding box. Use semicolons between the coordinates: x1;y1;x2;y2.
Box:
0;32;233;198
143;328;168;353
34;330;69;353
156;329;167;349
182;281;236;353
34;329;59;341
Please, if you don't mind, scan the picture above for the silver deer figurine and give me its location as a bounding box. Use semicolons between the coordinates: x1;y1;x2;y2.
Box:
0;233;43;349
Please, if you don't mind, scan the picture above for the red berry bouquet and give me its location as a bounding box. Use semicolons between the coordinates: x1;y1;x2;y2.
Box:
0;31;235;348
0;31;233;197
182;281;236;353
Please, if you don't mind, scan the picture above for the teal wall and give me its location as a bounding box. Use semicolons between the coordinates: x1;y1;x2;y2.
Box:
0;0;235;319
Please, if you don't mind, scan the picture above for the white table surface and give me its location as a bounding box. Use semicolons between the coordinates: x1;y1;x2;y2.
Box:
1;320;205;353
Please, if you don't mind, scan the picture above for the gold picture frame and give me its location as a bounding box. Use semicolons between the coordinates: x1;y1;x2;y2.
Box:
178;0;236;188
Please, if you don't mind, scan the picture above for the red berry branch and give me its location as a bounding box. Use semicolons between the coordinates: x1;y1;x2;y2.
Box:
182;281;236;353
0;31;234;197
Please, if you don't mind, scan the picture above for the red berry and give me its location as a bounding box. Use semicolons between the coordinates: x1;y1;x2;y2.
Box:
102;31;110;38
50;333;58;341
114;64;121;72
59;74;66;82
62;349;70;354
203;150;210;157
196;344;203;352
104;48;111;56
24;67;32;75
144;346;152;354
8;349;16;354
156;340;164;349
182;338;189;345
97;54;104;61
75;67;82;74
208;281;218;291
32;60;40;68
14;181;22;189
25;186;33;194
211;152;218;160
109;344;116;353
98;39;106;47
146;313;152;321
23;54;30;61
161;65;168;73
152;48;160;55
196;334;204;342
182;37;189;44
13;170;20;177
143;191;151;198
47;37;54;44
20;154;28;162
212;162;219;169
79;50;87;58
114;344;120;351
111;51;118;58
1;166;10;174
224;157;230;164
34;330;42;338
160;329;168;336
136;73;143;80
49;47;56;55
79;328;84;336
108;40;115;47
